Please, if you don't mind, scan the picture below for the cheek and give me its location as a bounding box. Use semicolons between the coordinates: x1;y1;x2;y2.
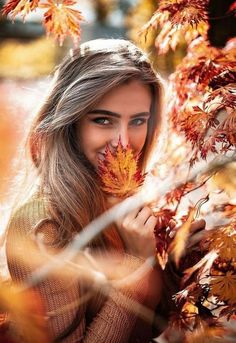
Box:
79;125;99;149
131;128;148;152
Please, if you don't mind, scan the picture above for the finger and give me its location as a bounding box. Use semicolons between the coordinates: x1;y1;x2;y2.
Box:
123;205;144;223
144;215;158;231
119;206;143;228
136;206;153;226
190;219;206;234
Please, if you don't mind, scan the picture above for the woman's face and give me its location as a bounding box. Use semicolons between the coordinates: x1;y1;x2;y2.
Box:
76;79;152;169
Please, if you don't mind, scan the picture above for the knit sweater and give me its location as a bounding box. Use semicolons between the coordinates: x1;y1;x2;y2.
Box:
6;196;162;343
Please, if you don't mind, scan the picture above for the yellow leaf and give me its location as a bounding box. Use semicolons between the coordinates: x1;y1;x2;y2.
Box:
2;0;39;19
98;141;145;198
206;222;236;259
210;271;236;304
40;0;85;46
169;208;196;266
182;301;199;315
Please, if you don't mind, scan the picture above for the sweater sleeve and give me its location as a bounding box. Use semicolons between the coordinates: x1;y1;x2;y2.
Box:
6;199;87;342
6;199;162;343
84;253;162;343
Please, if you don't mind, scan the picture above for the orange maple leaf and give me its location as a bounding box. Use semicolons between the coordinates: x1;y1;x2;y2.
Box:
40;0;85;45
206;222;236;260
210;271;236;304
169;208;196;266
140;0;209;54
98;141;145;198
2;0;39;19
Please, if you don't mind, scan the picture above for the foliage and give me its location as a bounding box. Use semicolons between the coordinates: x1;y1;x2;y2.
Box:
2;0;84;45
137;0;236;340
168;38;236;163
0;280;51;342
1;0;236;342
40;0;84;45
126;0;186;74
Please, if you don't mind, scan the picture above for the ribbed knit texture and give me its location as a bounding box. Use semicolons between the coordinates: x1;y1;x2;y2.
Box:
6;196;162;342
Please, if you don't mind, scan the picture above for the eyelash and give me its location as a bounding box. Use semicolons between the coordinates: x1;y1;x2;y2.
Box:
92;117;110;125
92;117;148;126
131;118;147;126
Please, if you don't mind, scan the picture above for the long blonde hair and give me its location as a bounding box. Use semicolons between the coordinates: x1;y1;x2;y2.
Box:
27;39;164;245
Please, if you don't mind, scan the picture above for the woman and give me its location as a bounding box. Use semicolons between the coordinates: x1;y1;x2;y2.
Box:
5;39;186;342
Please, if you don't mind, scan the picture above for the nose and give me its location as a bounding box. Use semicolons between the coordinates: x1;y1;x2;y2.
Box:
110;126;129;148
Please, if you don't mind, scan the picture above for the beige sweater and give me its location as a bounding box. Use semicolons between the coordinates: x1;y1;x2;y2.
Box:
6;196;162;342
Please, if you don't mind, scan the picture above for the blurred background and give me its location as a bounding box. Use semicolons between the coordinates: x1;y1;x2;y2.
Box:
0;0;235;232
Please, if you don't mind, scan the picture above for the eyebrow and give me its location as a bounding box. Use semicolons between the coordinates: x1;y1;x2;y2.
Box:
89;109;151;119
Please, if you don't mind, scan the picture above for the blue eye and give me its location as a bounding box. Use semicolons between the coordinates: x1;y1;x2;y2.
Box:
131;118;147;126
93;117;110;125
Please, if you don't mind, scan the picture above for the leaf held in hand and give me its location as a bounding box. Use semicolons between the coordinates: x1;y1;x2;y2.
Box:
98;140;145;198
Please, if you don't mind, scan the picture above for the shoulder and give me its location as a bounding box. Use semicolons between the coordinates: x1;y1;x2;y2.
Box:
7;196;50;236
6;195;59;253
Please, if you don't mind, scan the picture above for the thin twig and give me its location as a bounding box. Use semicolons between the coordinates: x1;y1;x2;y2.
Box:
22;156;235;289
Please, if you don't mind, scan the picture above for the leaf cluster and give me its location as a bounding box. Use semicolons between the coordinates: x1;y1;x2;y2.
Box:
2;0;84;45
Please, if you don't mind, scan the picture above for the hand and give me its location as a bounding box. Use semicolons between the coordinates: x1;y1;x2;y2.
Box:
116;206;157;259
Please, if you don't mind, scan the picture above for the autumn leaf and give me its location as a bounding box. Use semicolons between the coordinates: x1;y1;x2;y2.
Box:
182;301;199;316
165;182;196;204
179;301;199;331
204;222;236;260
209;271;236;304
208;70;236;90
153;208;176;269
169;208;196;266
168;36;236;162
40;0;84;45
0;281;51;343
140;0;209;54
174;282;207;309
2;0;39;19
98;141;145;198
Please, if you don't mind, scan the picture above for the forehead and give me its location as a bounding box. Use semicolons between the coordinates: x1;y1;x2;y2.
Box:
94;79;152;113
